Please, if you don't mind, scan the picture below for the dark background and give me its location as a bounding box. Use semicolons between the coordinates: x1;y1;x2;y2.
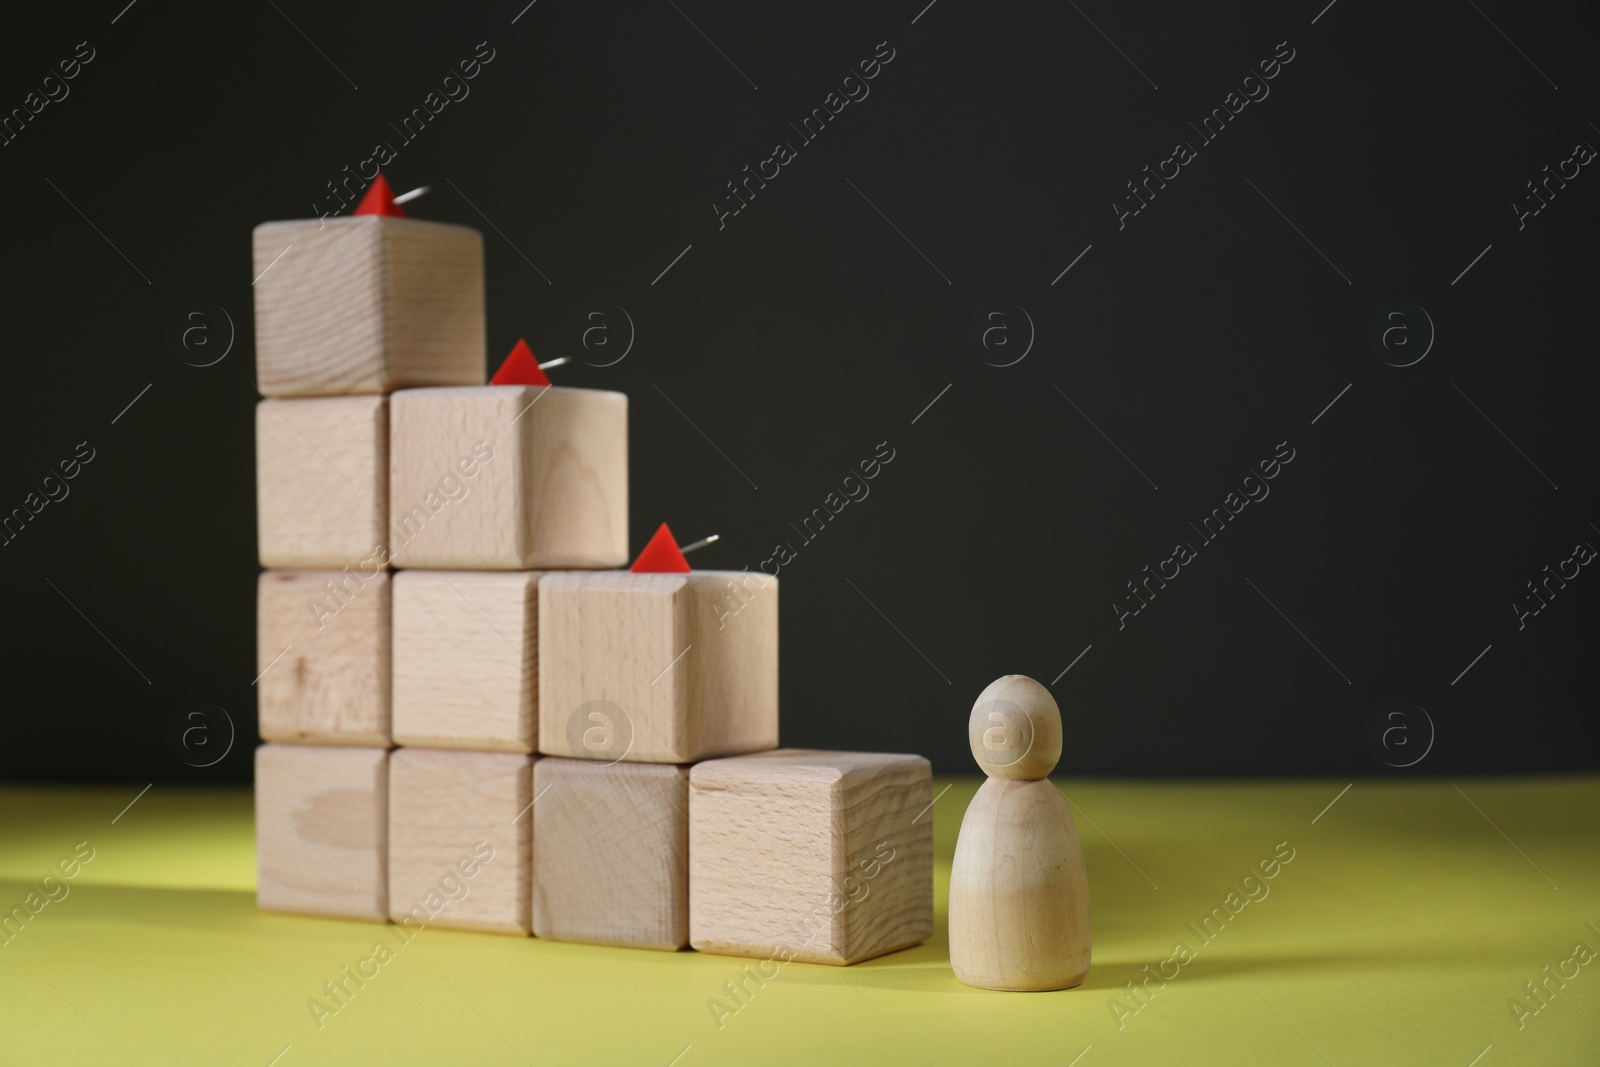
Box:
2;0;1595;783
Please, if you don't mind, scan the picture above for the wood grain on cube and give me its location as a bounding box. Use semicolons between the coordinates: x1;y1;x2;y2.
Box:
689;749;933;965
538;571;777;763
392;571;540;752
388;749;532;935
252;216;485;396
257;570;390;746
388;386;627;570
256;395;387;568
256;743;388;920
532;758;688;950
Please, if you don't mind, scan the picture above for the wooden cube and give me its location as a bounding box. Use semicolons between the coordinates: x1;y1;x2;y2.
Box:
689;750;933;965
257;395;388;569
256;743;387;921
532;758;688;950
388;750;532;936
257;570;390;746
391;571;540;752
252;216;485;396
388;386;627;570
538;571;777;763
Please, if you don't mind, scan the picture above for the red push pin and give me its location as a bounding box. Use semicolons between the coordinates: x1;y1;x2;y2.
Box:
354;174;405;217
354;174;430;218
630;523;719;574
491;339;570;386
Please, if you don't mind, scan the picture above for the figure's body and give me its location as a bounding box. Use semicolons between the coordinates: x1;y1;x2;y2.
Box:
949;675;1090;991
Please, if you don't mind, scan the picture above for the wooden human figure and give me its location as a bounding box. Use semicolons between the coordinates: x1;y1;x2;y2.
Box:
949;674;1091;990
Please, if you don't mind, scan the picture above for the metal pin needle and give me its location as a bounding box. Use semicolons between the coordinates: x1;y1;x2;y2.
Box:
679;534;720;555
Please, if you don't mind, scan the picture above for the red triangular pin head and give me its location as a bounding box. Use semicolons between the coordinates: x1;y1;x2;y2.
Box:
354;174;407;218
491;339;551;386
631;523;691;573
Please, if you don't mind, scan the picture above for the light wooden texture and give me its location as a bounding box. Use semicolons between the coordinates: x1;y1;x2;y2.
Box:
538;571;778;763
256;395;388;568
689;749;932;965
391;570;540;752
251;216;485;396
949;779;1091;990
949;674;1090;990
256;743;388;920
532;758;688;950
257;570;391;746
387;749;532;935
967;674;1063;780
388;386;627;570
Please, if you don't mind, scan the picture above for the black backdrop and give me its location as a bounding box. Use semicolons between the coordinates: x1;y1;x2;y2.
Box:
2;0;1595;784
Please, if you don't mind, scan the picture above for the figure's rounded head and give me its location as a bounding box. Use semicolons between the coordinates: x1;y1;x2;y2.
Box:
967;674;1062;780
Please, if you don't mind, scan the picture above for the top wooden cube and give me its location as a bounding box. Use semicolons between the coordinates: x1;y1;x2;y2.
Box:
252;216;486;396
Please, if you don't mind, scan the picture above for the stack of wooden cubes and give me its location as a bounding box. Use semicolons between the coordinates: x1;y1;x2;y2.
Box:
250;189;932;965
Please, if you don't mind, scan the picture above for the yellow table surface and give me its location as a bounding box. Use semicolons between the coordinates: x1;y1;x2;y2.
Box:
2;777;1596;1066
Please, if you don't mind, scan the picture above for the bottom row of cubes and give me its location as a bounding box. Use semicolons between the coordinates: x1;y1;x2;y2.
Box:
255;745;934;966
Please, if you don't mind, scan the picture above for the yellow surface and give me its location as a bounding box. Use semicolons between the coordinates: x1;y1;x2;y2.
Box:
2;778;1597;1066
